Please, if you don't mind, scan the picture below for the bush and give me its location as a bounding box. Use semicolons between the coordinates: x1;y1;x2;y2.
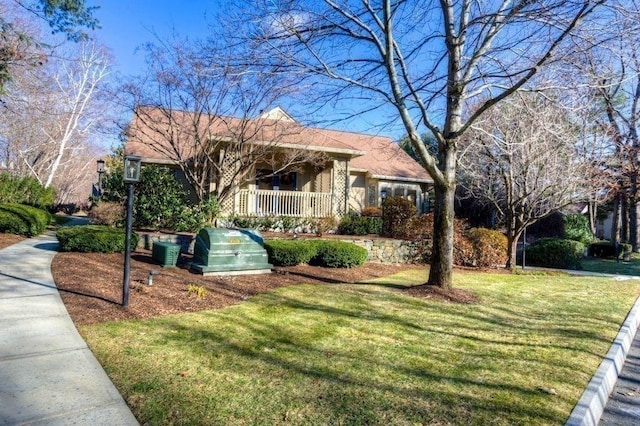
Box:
407;213;476;266
382;196;416;238
313;240;368;268
0;173;55;209
563;214;593;245
89;202;124;226
467;228;508;267
264;240;318;266
264;239;368;268
588;241;632;259
525;238;585;269
173;197;219;232
361;206;382;217
56;225;138;253
0;203;51;236
338;211;382;236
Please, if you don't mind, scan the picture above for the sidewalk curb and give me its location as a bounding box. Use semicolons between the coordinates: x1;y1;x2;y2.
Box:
565;295;640;425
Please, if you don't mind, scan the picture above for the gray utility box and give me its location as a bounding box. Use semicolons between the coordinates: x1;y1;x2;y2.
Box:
190;228;273;276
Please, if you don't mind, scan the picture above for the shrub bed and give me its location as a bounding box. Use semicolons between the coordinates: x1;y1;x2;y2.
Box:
338;212;382;236
0;203;51;236
313;240;368;268
264;240;318;266
56;225;138;253
588;241;632;259
265;239;367;268
0;173;55;209
525;238;585;269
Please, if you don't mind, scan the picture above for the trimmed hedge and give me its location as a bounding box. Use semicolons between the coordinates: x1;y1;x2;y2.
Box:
313;240;368;268
264;239;367;268
264;240;318;266
525;238;585;269
588;241;632;259
56;225;139;253
0;203;51;236
338;211;382;236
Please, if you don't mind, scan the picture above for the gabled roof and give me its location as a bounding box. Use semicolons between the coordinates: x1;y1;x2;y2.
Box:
125;106;432;184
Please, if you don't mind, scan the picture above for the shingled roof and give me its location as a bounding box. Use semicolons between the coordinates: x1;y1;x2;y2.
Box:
125;106;432;183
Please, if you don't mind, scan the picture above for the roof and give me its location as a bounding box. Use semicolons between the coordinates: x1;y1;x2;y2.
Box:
125;106;432;184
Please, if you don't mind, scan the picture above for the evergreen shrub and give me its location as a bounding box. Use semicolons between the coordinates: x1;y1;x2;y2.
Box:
56;225;138;253
563;214;593;245
313;240;368;268
0;203;51;236
0;173;55;209
525;238;585;269
264;240;318;266
588;241;632;259
338;211;382;235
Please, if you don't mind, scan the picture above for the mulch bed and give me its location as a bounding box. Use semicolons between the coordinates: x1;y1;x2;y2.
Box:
51;249;427;325
1;232;480;325
0;233;26;250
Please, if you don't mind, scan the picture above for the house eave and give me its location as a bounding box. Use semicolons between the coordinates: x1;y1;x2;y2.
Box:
371;174;433;184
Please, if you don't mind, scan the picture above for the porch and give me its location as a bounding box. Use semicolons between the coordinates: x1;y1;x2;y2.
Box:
235;189;334;217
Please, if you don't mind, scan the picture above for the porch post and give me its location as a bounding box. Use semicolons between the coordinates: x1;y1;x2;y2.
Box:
331;158;349;216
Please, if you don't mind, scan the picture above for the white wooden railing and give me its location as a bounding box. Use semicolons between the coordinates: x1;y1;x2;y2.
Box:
235;189;333;217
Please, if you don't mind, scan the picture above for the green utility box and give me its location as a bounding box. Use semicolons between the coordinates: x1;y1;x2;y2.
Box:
152;241;181;267
190;228;272;276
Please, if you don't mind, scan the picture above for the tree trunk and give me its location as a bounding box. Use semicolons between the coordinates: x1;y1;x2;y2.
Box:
427;181;455;289
630;172;638;251
588;201;597;236
622;196;629;243
611;193;621;244
506;227;523;270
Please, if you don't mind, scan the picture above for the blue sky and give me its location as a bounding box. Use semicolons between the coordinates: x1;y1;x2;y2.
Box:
91;1;215;76
88;1;408;139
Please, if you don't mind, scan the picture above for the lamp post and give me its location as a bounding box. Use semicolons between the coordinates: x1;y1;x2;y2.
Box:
96;159;106;200
522;201;529;270
122;155;141;307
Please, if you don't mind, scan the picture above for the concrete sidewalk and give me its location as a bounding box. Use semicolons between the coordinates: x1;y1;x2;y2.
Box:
0;232;138;425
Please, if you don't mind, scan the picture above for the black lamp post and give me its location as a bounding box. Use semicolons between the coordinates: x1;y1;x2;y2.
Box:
122;155;141;307
522;201;529;270
96;159;106;200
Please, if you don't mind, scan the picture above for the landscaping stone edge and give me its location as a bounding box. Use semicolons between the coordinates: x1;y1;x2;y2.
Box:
565;294;640;426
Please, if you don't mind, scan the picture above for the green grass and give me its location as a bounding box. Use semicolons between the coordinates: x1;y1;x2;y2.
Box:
80;269;640;425
580;253;640;276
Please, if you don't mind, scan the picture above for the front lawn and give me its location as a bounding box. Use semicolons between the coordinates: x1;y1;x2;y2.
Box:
79;269;640;425
580;253;640;276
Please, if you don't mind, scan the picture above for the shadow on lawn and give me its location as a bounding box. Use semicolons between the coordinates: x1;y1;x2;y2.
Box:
111;288;607;424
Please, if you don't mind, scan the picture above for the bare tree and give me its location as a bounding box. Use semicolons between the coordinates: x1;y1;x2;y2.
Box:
0;41;111;203
232;0;607;288
459;93;594;268
0;0;98;92
121;37;327;205
566;1;640;249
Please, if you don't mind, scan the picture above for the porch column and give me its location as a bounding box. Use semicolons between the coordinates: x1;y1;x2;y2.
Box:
331;158;349;216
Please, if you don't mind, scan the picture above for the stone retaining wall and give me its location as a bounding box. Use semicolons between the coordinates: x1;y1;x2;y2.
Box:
137;231;424;264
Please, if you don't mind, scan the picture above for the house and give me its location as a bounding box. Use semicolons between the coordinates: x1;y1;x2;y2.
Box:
125;106;433;218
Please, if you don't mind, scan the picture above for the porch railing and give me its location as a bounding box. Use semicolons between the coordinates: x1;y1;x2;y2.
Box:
236;189;333;217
